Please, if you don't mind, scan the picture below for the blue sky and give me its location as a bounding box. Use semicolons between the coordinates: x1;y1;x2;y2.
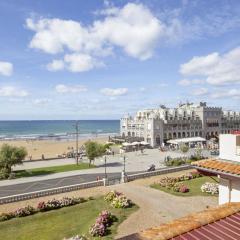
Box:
0;0;240;120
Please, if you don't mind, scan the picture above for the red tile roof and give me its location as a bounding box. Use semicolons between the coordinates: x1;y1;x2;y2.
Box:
117;203;240;240
191;159;240;176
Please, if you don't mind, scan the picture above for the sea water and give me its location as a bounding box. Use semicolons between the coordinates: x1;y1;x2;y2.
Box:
0;120;120;141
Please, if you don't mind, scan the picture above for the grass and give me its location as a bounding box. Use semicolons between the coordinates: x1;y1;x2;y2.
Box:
151;176;219;197
14;163;95;178
0;197;138;240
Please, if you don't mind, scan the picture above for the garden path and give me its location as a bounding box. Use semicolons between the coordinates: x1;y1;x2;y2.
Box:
113;178;218;239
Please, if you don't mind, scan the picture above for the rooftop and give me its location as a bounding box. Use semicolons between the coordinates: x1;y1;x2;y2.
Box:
191;159;240;177
118;202;240;240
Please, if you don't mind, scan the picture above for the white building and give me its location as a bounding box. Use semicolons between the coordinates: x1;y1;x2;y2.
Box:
219;133;240;161
193;133;240;205
120;102;240;147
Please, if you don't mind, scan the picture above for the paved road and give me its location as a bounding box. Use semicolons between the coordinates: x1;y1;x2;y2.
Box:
0;171;141;198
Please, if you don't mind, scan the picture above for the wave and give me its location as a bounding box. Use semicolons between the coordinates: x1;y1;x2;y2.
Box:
0;132;118;141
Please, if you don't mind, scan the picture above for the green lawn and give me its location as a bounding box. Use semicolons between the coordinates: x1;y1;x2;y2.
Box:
0;197;137;240
151;176;219;197
14;163;95;178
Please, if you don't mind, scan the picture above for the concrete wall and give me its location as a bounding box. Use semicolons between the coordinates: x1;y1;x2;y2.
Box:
219;134;240;162
219;177;240;204
219;178;230;205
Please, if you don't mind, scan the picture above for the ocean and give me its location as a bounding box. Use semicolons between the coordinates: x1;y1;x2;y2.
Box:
0;120;120;141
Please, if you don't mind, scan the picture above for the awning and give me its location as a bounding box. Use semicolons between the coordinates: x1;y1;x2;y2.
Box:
122;142;131;146
167;137;206;145
131;141;141;145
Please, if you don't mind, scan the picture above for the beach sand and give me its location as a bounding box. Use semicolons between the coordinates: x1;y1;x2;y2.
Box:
0;137;108;160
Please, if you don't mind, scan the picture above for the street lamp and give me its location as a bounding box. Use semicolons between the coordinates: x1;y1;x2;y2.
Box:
74;121;79;165
123;155;126;173
104;155;107;179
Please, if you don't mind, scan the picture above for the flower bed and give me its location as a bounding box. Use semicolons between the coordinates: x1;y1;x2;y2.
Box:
201;182;219;195
104;191;131;208
157;171;201;193
0;197;86;222
89;210;116;237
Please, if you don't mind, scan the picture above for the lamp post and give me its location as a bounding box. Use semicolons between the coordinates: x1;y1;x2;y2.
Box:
123;155;126;173
74;121;79;165
104;155;107;179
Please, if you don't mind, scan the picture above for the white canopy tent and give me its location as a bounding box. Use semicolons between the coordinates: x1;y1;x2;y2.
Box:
122;142;131;146
131;141;141;145
167;137;206;145
140;141;150;145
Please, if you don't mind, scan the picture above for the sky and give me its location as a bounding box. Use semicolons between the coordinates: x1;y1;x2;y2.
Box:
0;0;240;120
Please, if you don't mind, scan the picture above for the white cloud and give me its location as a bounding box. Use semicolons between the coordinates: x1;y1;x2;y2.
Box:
178;79;205;86
26;2;164;71
191;87;208;96
0;61;13;76
64;54;101;72
0;86;28;97
55;84;88;93
33;98;51;105
158;83;168;87
47;60;64;71
211;89;240;99
100;88;128;96
92;3;164;60
139;87;146;92
180;47;240;85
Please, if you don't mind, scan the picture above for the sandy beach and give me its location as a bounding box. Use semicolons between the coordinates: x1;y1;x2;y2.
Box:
0;137;108;160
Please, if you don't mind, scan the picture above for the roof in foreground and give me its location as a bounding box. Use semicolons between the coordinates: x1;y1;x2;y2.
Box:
117;202;240;240
191;159;240;176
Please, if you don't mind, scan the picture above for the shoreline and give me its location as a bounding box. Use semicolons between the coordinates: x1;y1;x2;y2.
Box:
0;132;118;141
0;135;109;160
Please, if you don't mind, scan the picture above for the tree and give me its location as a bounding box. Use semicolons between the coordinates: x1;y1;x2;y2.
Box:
0;144;27;179
180;144;189;158
84;141;106;166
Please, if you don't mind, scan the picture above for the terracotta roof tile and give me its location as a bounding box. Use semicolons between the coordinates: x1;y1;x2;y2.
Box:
118;203;240;240
191;159;240;176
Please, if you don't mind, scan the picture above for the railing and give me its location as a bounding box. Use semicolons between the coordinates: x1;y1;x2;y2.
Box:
127;165;192;181
0;180;104;205
0;165;193;205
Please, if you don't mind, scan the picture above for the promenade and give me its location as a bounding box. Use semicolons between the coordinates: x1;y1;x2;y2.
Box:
0;148;213;197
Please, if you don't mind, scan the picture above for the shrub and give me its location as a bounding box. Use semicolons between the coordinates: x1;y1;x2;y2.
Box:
172;183;189;193
104;191;131;208
89;222;106;237
111;195;130;208
89;210;116;237
159;176;178;188
201;182;219;195
104;190;121;202
0;212;14;222
14;206;35;217
179;184;189;193
1;196;87;222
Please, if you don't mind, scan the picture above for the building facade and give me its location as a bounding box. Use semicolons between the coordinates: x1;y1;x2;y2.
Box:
120;102;240;147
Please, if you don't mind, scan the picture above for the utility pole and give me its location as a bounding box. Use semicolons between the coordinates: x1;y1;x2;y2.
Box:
75;121;79;165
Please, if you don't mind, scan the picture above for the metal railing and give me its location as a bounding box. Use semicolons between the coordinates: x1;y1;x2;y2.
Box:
127;165;192;181
0;165;193;205
0;180;104;205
